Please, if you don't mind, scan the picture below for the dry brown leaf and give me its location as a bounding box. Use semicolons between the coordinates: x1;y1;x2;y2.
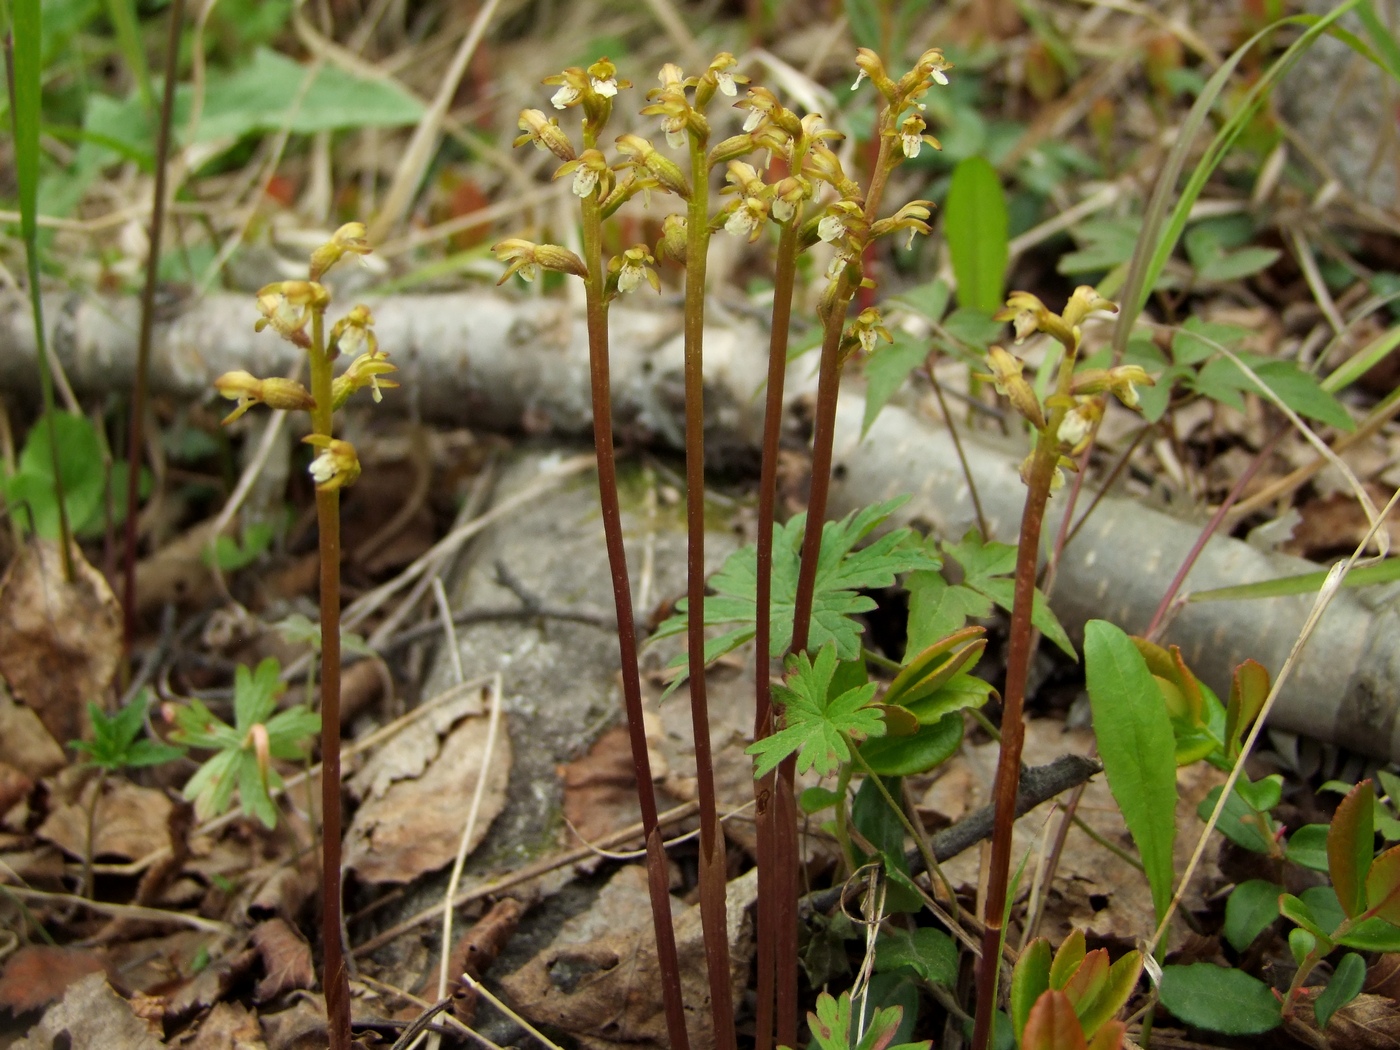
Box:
258;993;327;1050
166;942;258;1024
133;519;220;614
0;945;107;1014
1291;993;1400;1050
0;539;121;747
559;725;641;846
186;1000;268;1049
344;683;510;885
250;918;315;1003
0;685;65;780
0;761;33;815
8;972;164;1050
37;776;174;862
499;866;756;1050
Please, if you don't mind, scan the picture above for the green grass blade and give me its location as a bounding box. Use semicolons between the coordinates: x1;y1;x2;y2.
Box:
1189;557;1400;603
104;0;155;114
1113;1;1363;353
1356;0;1400;82
1323;322;1400;393
6;0;75;575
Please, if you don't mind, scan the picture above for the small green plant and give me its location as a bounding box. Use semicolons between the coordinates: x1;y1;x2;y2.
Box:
168;657;319;829
785;988;929;1050
71;691;185;772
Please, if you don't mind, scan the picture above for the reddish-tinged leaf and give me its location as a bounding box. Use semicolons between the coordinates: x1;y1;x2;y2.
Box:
1050;929;1087;989
0;945;105;1013
1077;951;1142;1039
1086;1020;1126;1050
1331;781;1376;918
1023;990;1088;1050
1062;949;1109;1019
1225;659;1270;756
1367;845;1400;926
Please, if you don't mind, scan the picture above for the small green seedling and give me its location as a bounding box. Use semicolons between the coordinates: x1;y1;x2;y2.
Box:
70;690;185;771
783;989;930;1050
169;657;320;828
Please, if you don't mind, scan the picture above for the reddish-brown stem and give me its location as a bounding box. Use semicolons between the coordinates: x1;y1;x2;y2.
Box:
683;138;737;1050
308;310;352;1050
971;430;1058;1050
315;485;352;1050
753;219;800;1050
581;198;692;1050
122;0;184;661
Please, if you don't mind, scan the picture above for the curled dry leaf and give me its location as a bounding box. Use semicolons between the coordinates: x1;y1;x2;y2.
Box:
344;682;511;884
0;539;121;747
7;972;163;1050
0;945;107;1014
450;897;524;981
250;918;316;1003
36;777;174;862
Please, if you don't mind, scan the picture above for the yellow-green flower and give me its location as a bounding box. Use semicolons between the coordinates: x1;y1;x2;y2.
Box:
977;346;1046;429
332;348;398;409
253;281;329;347
611;245;659;295
309;223;371;281
304;435;361;492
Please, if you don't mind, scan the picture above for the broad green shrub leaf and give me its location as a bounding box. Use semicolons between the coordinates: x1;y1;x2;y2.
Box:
901;675;992;726
1058;218;1140;275
1076;952;1142;1040
653;498;938;693
863;332;930;436
1085;620;1177;922
1299;885;1400;952
1290;927;1318;966
905;571;991;657
1021;990;1084;1050
859;713;962;777
855;973;921;1049
801;787;842;814
1158;964;1281;1034
746;644;882;779
945;156;1008;313
875;927;957;987
885;627;986;708
1330;781;1376;919
1281;892;1333;941
1192;354;1353;431
1197;776;1281;854
198;48;424;141
1049;929;1087;989
1286;824;1331;871
1315;952;1366;1030
1224;879;1283;951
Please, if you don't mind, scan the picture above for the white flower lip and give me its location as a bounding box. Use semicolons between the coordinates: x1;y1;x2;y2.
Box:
309;451;337;484
550;84;579;110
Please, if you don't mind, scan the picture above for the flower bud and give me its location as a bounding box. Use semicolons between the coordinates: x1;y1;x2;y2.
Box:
215;370;316;424
491;238;588;283
309;223;372;281
977;346;1046;429
615;134;691;198
514;109;576;162
656;214;688;265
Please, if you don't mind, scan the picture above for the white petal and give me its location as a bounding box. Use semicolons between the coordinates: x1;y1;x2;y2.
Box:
772;198;795;222
851;70;867;91
309;453;336;484
550;84;579;109
817;214;845;243
724;209;753;237
901;134;921;159
717;71;736;96
931;69;949;86
573;167;599;197
591;76;618;98
666;127;687;149
743;109;763;132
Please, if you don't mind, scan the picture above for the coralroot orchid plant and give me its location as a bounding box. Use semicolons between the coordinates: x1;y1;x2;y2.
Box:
213;221;397;1050
496;45;953;1050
